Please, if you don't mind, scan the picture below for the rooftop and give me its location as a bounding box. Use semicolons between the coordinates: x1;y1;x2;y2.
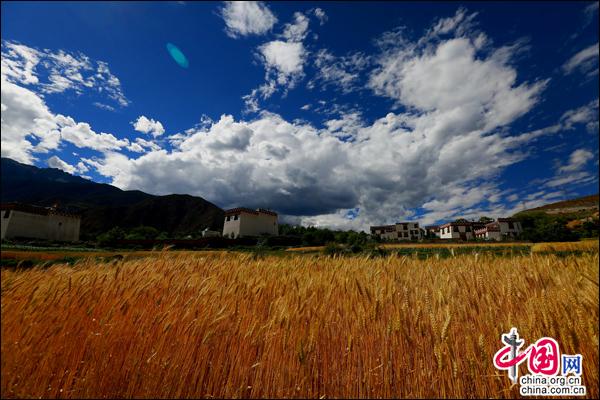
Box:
0;202;81;218
224;207;278;217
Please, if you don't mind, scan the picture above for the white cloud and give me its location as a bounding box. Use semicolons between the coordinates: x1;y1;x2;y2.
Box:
427;7;479;38
132;115;165;137
562;43;599;76
530;148;599;190
83;8;578;230
584;2;599;26
1;77;60;163
259;40;305;77
1;74;129;163
93;102;116;111
1;40;130;107
560;98;599;133
85;97;581;231
311;49;371;93
244;40;307;111
127;137;162;153
57;117;129;151
220;1;277;38
281;12;310;42
313;8;328;25
46;155;90;176
558;149;594;173
76;161;89;173
47;155;76;174
369;35;548;131
0;42;41;84
243;11;314;112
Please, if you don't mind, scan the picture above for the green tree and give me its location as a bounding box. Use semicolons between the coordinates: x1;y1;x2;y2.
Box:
125;226;160;240
96;226;126;247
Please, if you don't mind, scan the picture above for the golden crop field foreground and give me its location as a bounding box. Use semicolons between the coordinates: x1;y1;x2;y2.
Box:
1;252;598;398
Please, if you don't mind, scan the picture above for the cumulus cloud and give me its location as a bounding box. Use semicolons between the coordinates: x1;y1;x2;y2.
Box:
1;74;129;163
127;137;162;153
1;77;60;163
220;1;277;38
132;115;165;137
8;9;594;231
1;40;130;107
46;155;90;176
369;32;548;131
243;11;315;112
281;12;310;42
56;116;130;151
562;43;599;76
82;9;587;230
260;41;305;77
47;155;76;174
244;40;307;112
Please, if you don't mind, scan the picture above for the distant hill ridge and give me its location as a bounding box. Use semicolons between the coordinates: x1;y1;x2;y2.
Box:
1;157;224;239
522;194;598;214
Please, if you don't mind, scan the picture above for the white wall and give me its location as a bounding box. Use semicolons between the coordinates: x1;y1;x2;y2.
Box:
223;212;278;238
439;225;473;240
1;210;80;241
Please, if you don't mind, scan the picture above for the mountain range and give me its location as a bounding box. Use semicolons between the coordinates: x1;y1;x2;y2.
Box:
0;157;224;239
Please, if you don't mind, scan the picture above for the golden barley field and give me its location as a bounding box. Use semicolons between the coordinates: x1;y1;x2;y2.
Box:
1;251;598;398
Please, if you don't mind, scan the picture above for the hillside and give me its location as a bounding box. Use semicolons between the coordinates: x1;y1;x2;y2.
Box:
1;157;225;239
513;193;599;220
513;193;599;240
521;194;599;214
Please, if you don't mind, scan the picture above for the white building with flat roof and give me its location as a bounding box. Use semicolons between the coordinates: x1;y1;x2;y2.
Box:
370;222;422;241
222;208;278;238
439;221;485;240
1;203;80;242
474;218;523;241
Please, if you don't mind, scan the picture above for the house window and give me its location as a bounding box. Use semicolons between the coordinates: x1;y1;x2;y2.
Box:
508;221;514;229
3;210;10;218
226;216;230;221
233;215;239;221
404;232;408;238
466;226;471;232
452;226;458;233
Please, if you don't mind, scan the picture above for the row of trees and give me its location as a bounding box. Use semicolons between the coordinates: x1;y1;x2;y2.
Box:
95;212;599;247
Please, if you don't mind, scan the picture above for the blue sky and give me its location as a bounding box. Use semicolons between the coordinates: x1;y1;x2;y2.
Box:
1;1;599;230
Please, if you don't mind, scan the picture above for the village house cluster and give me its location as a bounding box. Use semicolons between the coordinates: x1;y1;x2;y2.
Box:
371;218;523;242
1;200;522;243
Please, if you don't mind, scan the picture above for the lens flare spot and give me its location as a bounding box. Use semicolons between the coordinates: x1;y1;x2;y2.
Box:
166;43;189;68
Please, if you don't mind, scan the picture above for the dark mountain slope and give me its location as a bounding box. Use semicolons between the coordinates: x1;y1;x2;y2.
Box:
1;157;224;238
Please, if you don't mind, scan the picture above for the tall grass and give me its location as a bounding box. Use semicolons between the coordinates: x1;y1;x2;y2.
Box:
1;251;598;398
